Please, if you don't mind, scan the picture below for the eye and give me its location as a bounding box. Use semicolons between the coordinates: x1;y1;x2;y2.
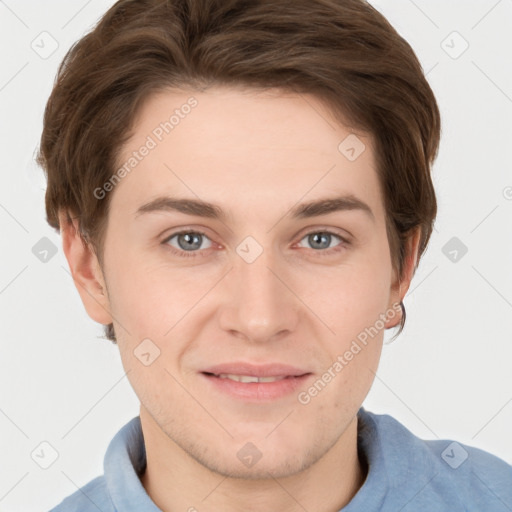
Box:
296;230;349;255
161;228;350;259
162;230;212;257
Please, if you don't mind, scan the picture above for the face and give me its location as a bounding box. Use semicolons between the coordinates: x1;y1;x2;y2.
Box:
66;86;417;479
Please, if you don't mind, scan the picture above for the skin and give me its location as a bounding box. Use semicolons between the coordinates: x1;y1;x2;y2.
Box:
59;86;420;512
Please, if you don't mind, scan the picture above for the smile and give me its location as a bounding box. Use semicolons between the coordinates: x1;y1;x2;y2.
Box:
201;371;313;401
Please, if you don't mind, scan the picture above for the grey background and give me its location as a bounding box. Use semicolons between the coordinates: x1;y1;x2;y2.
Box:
0;0;511;510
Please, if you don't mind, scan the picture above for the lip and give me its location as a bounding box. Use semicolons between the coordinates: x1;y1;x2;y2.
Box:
200;362;313;402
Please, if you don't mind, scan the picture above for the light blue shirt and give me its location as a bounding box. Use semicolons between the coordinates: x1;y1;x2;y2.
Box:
48;407;512;511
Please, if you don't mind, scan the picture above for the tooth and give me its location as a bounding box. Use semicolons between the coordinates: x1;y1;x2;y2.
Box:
258;376;285;382
217;374;258;382
215;374;288;383
239;375;259;383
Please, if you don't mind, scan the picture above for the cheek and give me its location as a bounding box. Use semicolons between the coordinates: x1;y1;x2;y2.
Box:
104;245;192;334
106;255;219;373
307;252;392;333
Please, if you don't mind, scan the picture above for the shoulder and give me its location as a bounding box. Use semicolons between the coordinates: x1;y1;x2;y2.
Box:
47;476;113;512
361;409;512;510
421;436;512;508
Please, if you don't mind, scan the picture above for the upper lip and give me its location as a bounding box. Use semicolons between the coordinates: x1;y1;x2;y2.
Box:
201;362;311;378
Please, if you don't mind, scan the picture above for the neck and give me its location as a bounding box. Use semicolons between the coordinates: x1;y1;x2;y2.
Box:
139;408;366;512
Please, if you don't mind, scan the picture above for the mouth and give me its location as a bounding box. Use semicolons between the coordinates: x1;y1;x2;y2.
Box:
199;363;313;401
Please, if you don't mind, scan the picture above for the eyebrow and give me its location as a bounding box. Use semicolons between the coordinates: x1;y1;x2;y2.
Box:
134;194;375;222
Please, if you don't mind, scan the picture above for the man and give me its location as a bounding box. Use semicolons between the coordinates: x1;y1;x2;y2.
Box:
38;0;512;510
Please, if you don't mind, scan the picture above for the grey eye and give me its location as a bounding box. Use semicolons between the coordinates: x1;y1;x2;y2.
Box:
166;232;212;252
299;232;341;250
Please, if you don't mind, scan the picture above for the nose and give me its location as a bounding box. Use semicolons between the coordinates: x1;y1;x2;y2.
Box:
218;243;300;343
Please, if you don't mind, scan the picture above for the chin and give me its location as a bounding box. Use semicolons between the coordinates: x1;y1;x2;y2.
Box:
202;450;316;480
190;431;327;481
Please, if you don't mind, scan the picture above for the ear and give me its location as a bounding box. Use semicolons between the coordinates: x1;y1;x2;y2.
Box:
385;227;421;329
58;210;113;326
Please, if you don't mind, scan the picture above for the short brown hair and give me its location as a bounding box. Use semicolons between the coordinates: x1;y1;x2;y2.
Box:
37;0;441;344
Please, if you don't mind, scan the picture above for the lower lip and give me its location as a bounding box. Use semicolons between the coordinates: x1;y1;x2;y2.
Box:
201;373;313;401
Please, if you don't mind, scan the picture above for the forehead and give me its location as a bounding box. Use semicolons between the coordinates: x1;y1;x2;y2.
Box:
110;86;383;223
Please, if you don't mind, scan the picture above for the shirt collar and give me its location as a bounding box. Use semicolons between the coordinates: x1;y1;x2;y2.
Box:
104;416;160;511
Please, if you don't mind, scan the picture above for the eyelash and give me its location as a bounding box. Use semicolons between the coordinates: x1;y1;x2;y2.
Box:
161;228;351;259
